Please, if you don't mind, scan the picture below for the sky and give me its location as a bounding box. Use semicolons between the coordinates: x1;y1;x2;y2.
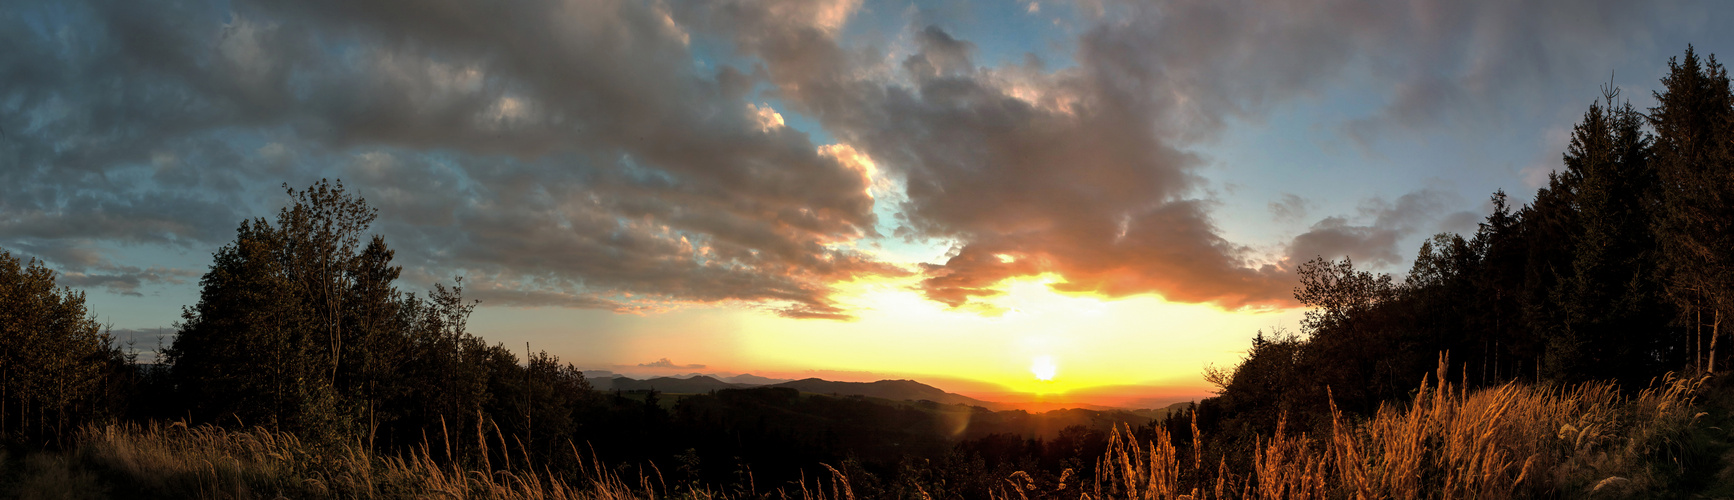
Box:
3;0;1732;408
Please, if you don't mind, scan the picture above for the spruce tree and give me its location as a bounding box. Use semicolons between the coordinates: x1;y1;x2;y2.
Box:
1650;47;1734;372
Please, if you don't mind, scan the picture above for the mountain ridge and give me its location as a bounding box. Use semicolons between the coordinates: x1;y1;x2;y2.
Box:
591;373;1187;413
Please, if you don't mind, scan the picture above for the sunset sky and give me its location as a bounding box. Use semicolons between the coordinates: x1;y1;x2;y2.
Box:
4;0;1732;408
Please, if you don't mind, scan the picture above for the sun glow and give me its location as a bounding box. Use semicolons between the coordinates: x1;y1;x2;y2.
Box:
716;271;1304;405
1030;355;1057;381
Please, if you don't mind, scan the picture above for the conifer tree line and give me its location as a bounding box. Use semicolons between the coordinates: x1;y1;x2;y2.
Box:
1201;46;1734;440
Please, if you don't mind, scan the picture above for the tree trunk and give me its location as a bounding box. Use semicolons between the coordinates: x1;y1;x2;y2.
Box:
1712;309;1722;374
1482;338;1489;386
525;342;532;465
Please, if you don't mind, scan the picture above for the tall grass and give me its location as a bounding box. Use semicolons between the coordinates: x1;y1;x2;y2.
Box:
6;419;862;499
2;363;1720;499
69;421;592;498
1071;357;1714;500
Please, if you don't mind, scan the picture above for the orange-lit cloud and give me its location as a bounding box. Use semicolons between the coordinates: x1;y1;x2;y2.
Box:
0;0;1669;323
710;13;1298;310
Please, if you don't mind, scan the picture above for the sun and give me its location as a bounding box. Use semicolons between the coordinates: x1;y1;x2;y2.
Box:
1030;355;1057;381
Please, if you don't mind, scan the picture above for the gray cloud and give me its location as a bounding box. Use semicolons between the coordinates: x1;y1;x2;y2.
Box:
691;2;1303;309
3;241;108;270
109;327;178;363
684;0;1670;309
1;241;198;296
56;265;200;297
1269;194;1313;224
1062;0;1657;146
1286;189;1460;269
0;0;1706;318
3;0;904;318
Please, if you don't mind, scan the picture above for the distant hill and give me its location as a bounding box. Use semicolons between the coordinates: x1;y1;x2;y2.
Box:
989;400;1192;416
768;378;992;407
584;372;792;390
606;375;740;393
592;374;1197;440
593;373;1191;417
723;373;792;385
598;376;989;408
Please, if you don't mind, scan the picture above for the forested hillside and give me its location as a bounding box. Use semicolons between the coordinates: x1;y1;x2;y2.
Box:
1199;46;1734;441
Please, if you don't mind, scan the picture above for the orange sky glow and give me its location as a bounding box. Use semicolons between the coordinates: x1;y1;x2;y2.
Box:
471;272;1305;409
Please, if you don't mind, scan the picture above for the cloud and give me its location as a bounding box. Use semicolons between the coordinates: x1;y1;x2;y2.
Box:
0;0;1702;318
108;327;179;363
2;0;906;318
2;242;198;296
688;0;1669;310
1334;0;1655;145
639;358;707;370
1286;217;1405;269
461;287;642;313
695;5;1297;309
2;241;107;270
1285;189;1461;269
1269;194;1313;225
1519;126;1576;189
56;265;200;297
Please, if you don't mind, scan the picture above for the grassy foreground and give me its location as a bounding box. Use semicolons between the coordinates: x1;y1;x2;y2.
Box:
1078;364;1734;500
6;367;1734;499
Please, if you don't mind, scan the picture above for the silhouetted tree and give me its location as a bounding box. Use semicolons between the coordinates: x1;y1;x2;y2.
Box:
1650;46;1734;372
167;179;403;440
1549;86;1670;382
0;250;127;444
1469;191;1534;383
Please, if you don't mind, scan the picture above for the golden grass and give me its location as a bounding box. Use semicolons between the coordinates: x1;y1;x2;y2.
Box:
1061;357;1713;500
8;419;857;499
3;361;1716;499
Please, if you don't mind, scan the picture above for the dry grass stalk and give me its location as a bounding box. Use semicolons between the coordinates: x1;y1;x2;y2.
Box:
1069;356;1708;500
7;366;1709;500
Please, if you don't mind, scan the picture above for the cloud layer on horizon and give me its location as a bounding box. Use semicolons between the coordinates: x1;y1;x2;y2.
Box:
0;0;1706;319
